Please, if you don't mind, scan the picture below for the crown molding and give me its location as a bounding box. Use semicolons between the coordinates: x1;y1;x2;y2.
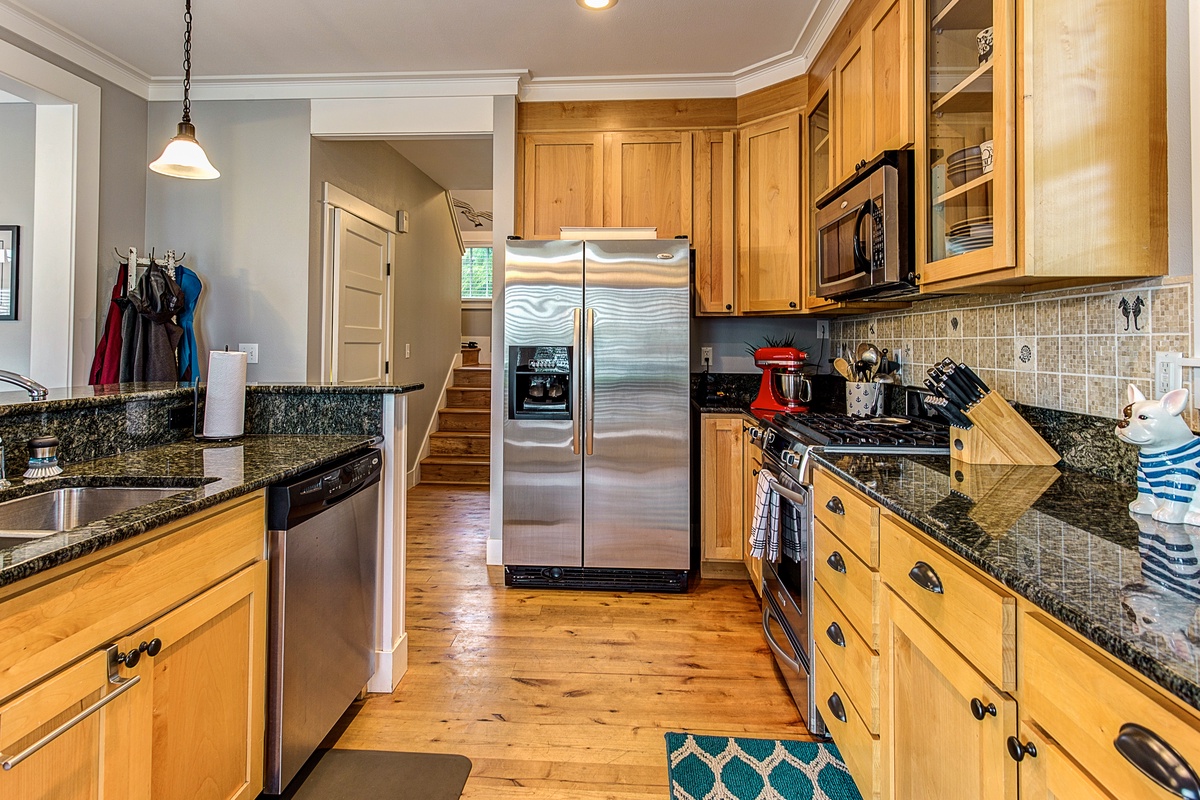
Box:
1;0;850;103
0;1;151;97
151;70;527;102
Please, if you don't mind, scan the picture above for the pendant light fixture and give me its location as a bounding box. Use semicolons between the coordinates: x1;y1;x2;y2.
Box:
149;0;219;179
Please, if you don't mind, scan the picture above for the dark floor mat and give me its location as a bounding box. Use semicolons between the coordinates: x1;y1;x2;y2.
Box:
284;749;472;799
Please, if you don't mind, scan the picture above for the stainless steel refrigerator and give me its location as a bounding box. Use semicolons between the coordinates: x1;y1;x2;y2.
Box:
503;238;691;592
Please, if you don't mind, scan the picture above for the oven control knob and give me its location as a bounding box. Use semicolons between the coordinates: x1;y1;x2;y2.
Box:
782;450;801;468
748;427;763;442
765;430;776;445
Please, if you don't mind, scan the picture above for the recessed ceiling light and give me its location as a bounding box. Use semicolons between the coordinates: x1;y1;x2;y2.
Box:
577;0;617;9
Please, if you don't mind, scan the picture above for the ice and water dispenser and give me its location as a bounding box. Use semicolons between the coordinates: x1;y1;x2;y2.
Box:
508;346;572;420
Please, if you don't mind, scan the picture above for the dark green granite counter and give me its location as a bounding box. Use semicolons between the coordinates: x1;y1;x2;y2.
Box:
812;451;1200;711
0;434;378;589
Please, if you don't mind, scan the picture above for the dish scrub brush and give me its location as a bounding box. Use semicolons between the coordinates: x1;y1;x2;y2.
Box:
24;435;63;479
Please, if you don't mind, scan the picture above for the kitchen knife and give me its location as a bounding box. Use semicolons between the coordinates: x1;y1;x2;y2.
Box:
956;363;991;396
934;373;976;414
926;395;973;429
944;364;984;405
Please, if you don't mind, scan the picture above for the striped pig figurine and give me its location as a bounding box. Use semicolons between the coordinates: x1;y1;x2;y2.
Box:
1117;385;1200;525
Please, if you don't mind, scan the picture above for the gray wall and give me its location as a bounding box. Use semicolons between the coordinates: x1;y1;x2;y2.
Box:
0;27;148;353
145;99;312;382
0;103;34;374
692;317;824;373
310;139;463;471
461;307;491;337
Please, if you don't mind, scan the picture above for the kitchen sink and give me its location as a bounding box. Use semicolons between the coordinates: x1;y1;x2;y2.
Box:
0;486;187;536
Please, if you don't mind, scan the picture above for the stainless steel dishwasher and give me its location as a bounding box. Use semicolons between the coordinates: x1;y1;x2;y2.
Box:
264;448;382;794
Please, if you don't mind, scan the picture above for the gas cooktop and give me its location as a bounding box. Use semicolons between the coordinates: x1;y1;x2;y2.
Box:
774;411;951;454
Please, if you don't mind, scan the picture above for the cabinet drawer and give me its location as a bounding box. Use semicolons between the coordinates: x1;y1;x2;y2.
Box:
1021;611;1200;800
815;584;880;734
815;521;880;650
880;516;1015;690
813;469;878;567
815;647;880;800
1015;721;1114;800
0;493;266;703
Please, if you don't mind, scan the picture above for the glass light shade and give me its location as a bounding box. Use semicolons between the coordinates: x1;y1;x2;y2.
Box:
149;122;220;180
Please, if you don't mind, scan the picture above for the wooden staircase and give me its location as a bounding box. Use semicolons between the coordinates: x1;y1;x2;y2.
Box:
420;347;491;486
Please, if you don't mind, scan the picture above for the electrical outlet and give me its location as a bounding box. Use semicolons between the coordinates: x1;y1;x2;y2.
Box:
405;343;411;359
238;343;258;364
815;321;830;339
1156;351;1183;396
700;347;713;366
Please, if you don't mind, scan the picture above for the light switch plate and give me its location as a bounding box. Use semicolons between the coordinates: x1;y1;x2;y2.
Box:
238;343;258;364
815;321;830;340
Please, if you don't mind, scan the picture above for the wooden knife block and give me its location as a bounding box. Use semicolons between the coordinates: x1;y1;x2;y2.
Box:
949;391;1060;466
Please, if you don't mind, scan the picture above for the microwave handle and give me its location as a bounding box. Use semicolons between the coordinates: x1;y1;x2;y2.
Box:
851;201;873;273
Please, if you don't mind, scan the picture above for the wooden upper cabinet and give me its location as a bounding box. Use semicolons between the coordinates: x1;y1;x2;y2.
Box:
604;132;693;238
833;33;872;184
738;114;802;313
868;0;914;154
518;133;604;239
693;131;737;315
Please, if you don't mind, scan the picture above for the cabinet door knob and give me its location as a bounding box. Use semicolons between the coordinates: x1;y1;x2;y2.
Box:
1006;736;1038;762
116;648;140;669
1114;722;1200;798
826;622;846;648
139;638;163;658
789;301;798;309
908;561;945;594
726;304;732;310
826;551;847;574
970;698;997;720
827;692;847;724
825;496;845;515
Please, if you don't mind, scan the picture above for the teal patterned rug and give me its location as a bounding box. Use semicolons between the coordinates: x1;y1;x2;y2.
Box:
665;733;863;800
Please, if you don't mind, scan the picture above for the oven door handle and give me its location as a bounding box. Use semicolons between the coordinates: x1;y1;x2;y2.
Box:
767;477;809;507
762;603;802;674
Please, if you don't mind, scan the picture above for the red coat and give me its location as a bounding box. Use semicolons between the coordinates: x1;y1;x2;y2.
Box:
89;263;128;386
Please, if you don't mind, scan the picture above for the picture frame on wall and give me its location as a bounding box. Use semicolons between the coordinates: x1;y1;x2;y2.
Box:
0;225;18;321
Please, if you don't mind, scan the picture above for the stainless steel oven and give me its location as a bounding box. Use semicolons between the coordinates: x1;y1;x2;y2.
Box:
814;150;914;301
752;430;826;737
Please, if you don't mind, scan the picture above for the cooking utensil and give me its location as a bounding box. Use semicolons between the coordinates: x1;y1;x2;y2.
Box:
857;343;881;380
833;357;854;381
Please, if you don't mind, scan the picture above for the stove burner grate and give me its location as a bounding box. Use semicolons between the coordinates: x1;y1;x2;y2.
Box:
776;412;950;448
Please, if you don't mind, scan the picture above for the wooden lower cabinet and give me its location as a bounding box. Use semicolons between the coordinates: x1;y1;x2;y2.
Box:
700;415;745;564
130;562;268;800
883;590;1016;800
1012;722;1114;800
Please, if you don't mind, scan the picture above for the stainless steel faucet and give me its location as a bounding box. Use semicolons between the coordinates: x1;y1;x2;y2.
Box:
0;370;48;399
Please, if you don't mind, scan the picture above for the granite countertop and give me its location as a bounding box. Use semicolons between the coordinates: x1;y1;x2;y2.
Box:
811;450;1200;711
0;381;424;416
0;434;380;588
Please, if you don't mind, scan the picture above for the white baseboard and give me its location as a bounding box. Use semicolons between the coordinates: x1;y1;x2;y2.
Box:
367;631;409;694
486;536;503;566
407;464;420;489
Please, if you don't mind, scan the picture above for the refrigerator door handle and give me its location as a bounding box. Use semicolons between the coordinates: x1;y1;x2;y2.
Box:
586;307;596;456
572;307;582;455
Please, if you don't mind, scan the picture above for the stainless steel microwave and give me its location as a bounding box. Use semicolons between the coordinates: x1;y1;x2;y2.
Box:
814;150;915;300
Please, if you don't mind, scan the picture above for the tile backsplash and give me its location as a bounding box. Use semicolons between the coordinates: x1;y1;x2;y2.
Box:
830;277;1194;425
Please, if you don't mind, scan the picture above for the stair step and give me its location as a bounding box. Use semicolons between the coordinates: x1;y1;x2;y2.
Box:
453;366;491;387
460;347;481;366
430;432;491;456
439;409;490;432
446;387;491;408
420;457;490;484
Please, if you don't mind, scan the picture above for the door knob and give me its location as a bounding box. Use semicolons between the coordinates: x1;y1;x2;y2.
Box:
139;638;163;658
1006;736;1037;762
970;698;997;720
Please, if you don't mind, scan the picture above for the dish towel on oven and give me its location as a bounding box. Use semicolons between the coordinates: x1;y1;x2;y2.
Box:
749;469;781;560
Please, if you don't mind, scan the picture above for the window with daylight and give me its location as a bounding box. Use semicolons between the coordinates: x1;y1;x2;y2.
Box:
461;246;493;300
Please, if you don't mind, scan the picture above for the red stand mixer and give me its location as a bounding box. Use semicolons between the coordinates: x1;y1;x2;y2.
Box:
751;346;812;413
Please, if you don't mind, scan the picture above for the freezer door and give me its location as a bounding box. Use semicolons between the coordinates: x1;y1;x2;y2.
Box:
582;240;691;569
503;240;585;566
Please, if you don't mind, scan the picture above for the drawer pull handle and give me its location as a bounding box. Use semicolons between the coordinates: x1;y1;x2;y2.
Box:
0;674;141;771
1114;722;1200;799
908;561;944;594
826;622;846;648
970;698;997;720
1006;736;1038;763
827;692;847;724
825;496;845;515
826;551;847;574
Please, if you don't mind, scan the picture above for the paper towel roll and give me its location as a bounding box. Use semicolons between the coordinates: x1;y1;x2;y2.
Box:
202;351;248;439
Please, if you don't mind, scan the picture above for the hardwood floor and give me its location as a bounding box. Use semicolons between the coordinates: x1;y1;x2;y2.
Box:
331;484;814;798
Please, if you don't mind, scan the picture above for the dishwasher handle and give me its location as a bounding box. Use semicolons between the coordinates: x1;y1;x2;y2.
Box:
268;449;383;529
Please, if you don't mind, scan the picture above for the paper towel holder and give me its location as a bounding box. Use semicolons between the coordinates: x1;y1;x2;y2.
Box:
192;381;245;442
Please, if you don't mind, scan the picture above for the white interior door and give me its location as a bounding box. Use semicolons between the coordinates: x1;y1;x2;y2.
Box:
332;208;392;384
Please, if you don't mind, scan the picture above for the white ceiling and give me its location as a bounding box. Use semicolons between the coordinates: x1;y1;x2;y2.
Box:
0;0;845;98
389;137;493;191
